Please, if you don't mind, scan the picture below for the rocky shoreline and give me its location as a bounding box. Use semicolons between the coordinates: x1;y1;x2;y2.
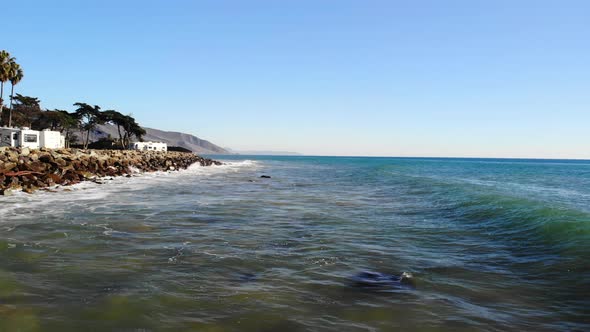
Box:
0;147;222;195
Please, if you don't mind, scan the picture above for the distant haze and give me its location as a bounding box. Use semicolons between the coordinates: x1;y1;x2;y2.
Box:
228;149;302;156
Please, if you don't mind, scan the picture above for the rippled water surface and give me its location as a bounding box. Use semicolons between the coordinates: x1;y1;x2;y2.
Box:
1;156;589;331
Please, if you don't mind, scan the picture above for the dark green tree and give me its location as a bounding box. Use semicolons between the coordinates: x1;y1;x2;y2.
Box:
101;109;127;148
74;102;103;149
7;93;42;128
56;111;80;148
12;93;40;108
121;115;146;148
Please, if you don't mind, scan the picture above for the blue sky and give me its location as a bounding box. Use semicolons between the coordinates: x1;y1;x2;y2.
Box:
3;0;589;158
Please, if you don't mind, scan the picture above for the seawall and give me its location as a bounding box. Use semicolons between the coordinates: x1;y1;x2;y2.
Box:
0;147;221;195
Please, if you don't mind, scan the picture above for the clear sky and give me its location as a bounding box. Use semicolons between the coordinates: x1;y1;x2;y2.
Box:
3;0;589;158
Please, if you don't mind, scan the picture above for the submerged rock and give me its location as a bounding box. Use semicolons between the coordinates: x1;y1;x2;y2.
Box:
237;272;258;283
351;271;416;290
260;175;271;179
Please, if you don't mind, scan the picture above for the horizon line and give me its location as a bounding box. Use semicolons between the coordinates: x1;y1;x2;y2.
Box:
207;153;590;162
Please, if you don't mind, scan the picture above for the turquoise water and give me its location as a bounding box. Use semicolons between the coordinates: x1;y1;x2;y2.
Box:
0;156;589;331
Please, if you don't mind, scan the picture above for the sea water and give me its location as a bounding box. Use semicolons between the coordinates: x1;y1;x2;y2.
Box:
0;156;588;331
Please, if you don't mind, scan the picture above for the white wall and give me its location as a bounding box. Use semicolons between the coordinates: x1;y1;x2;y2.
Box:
39;130;65;149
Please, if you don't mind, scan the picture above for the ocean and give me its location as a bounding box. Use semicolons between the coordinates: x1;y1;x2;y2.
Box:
1;156;588;331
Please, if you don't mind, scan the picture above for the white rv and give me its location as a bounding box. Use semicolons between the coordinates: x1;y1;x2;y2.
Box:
39;129;66;149
0;127;65;149
129;141;167;152
0;127;40;149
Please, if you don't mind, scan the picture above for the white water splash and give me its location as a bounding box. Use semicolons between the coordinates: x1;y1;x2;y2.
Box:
0;159;261;222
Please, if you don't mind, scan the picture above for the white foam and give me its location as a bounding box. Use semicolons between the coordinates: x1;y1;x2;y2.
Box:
0;159;261;222
185;159;260;173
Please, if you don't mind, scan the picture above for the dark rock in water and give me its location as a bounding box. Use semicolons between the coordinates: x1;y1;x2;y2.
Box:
260;175;271;179
236;272;258;283
351;271;415;290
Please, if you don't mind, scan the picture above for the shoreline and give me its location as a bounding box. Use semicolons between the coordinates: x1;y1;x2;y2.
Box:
0;147;221;195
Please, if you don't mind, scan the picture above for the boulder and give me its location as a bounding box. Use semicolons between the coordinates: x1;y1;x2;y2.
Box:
0;148;218;194
1;162;17;174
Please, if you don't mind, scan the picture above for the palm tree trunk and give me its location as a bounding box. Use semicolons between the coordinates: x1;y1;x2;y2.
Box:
0;81;4;126
8;83;14;127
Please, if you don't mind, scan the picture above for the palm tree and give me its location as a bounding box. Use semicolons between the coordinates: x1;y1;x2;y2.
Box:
8;62;24;127
0;50;16;126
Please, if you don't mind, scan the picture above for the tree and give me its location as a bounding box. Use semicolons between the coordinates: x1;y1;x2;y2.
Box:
101;109;127;148
121;115;146;148
8;93;42;128
74;102;103;149
52;110;78;148
32;109;72;131
0;50;16;126
8;62;23;127
12;93;40;108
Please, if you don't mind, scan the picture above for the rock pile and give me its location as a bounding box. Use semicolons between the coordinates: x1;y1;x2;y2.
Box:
0;147;222;195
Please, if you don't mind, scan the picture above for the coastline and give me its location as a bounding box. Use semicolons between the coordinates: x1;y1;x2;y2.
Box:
0;147;221;195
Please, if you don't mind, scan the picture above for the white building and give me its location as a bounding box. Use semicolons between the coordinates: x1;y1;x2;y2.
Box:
0;127;65;149
129;141;167;152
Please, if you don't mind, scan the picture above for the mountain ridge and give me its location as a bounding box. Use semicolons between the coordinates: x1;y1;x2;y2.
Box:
94;124;230;154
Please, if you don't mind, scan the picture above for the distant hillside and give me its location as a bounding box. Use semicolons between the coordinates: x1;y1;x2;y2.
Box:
93;124;230;154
